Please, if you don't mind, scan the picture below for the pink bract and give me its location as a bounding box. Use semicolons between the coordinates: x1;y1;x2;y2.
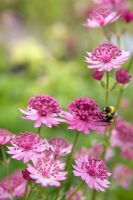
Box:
0;171;26;199
48;137;72;156
66;187;86;200
27;152;67;187
64;97;108;134
113;165;133;189
85;43;129;71
84;6;120;28
0;129;12;145
7;132;49;163
73;156;111;191
20;95;65;128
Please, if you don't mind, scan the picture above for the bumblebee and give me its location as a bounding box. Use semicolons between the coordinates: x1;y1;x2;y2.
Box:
102;106;116;123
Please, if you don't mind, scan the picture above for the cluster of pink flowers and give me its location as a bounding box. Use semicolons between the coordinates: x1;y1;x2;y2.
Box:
0;129;12;145
0;171;26;199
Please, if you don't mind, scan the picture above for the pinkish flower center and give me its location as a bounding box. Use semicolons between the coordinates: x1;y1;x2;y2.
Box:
28;95;61;116
84;158;108;179
35;157;60;178
49;138;68;153
91;43;122;63
12;132;41;150
68;98;103;122
89;7;112;25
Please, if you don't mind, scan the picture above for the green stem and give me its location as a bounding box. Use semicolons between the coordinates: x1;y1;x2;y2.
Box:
55;131;80;200
24;181;30;200
91;190;97;200
65;131;80;171
106;72;109;106
67;181;84;200
37;126;42;136
127;55;133;72
116;87;124;110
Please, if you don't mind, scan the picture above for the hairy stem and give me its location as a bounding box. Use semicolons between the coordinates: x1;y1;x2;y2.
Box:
106;72;109;106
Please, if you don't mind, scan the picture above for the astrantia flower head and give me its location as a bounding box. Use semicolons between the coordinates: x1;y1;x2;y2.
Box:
116;68;131;84
48;137;72;157
121;9;133;23
64;97;108;134
121;147;133;160
20;95;65;128
73;156;111;191
7;132;48;163
27;152;67;187
113;165;133;189
85;42;129;71
66;187;86;200
84;6;119;28
0;171;26;199
0;128;12;145
111;118;133;150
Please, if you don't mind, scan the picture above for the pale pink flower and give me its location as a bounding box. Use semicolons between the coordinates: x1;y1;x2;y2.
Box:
111;118;133;150
64;97;108;134
7;132;48;163
113;165;133;189
0;171;26;199
121;147;133;160
85;43;129;71
27;152;67;187
0;129;12;145
84;6;119;28
48;137;72;157
20;95;65;128
75;145;113;161
73;156;111;191
66;187;86;200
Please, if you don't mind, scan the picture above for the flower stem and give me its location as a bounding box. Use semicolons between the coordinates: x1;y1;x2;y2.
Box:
91;190;97;200
37;126;42;136
106;72;109;106
65;131;80;170
24;181;30;200
116;87;124;110
67;181;84;200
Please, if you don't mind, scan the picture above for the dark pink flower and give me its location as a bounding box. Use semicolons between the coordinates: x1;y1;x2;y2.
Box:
48;137;72;157
7;132;49;163
121;9;133;23
85;43;129;71
116;68;131;84
84;6;119;28
22;168;33;181
20;95;65;128
111;118;133;150
27;152;67;187
66;187;86;200
113;165;133;189
91;69;104;80
0;129;12;145
64;97;108;134
73;156;111;191
0;171;26;199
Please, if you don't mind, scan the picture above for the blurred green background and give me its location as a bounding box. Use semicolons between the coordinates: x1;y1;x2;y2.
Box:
0;0;133;199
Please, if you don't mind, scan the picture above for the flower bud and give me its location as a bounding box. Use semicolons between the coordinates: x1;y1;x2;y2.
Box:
122;9;133;23
22;169;32;181
91;69;104;80
116;68;131;84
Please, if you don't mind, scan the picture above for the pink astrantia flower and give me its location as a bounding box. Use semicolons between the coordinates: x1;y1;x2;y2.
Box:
113;165;133;189
85;43;129;71
27;152;67;187
0;128;12;145
66;187;86;200
73;156;111;191
0;171;26;199
84;6;119;28
48;137;72;157
121;147;133;160
111;118;133;150
75;145;113;161
20;95;65;128
7;132;48;163
121;9;133;23
64;97;108;134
